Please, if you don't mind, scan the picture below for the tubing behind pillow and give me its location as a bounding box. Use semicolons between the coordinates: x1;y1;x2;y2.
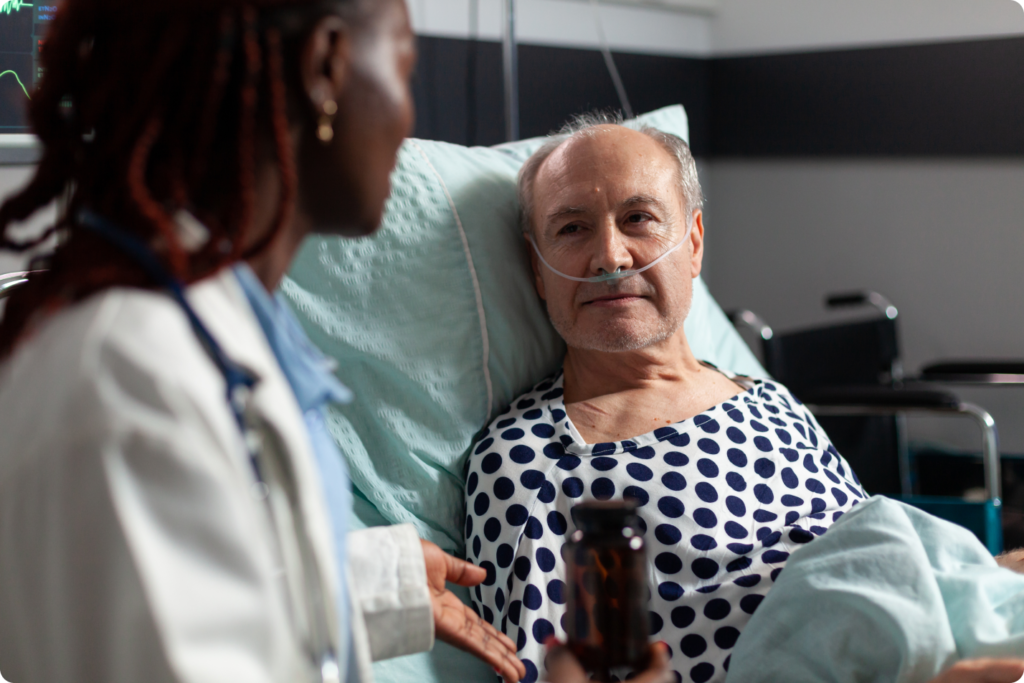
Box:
282;105;765;553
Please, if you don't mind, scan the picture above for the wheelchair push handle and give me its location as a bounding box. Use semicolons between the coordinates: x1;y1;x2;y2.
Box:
726;309;774;341
826;292;868;307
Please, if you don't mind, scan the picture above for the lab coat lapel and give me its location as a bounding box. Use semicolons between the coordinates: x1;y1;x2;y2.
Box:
185;268;342;654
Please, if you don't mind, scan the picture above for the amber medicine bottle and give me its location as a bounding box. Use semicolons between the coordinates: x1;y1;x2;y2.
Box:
564;500;650;681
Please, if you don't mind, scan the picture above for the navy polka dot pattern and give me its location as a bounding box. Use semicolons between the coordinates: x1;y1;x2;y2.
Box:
465;370;865;683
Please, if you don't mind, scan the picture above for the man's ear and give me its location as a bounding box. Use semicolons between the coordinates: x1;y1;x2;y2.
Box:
300;15;353;117
689;210;705;279
525;232;547;301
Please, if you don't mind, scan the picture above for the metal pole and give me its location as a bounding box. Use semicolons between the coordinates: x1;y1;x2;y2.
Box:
502;0;519;142
895;414;913;496
960;402;1002;505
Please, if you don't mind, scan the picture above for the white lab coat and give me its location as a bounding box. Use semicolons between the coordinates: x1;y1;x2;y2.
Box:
0;268;433;683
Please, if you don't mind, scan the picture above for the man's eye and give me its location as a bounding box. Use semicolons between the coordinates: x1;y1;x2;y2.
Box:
559;223;581;235
626;213;650;223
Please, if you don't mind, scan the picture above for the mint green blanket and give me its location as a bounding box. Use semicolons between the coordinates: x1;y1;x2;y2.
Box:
727;497;1024;683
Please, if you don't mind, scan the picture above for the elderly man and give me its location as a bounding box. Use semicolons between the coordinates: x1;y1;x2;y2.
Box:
464;117;866;683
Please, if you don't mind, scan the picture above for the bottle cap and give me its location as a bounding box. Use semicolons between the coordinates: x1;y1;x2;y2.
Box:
571;500;641;535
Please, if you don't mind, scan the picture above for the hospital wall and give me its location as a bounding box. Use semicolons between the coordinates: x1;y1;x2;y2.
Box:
701;0;1024;454
411;0;1024;57
406;0;712;147
710;0;1024;55
702;160;1024;453
698;34;1024;454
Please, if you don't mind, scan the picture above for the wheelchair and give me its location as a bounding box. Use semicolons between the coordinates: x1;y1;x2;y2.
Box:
731;291;1021;555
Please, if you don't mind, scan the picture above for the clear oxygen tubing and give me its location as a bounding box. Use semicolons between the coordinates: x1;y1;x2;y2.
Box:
526;220;693;283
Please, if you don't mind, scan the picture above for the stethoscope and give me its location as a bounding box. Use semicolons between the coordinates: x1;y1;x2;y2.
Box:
78;209;342;683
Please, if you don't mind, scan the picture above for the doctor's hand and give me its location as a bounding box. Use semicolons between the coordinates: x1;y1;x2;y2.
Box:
420;540;527;683
927;659;1024;683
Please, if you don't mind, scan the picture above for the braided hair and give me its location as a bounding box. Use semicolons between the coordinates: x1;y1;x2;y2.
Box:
0;0;360;357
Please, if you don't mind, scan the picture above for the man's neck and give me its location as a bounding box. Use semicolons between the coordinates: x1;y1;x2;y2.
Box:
560;329;746;444
562;328;703;405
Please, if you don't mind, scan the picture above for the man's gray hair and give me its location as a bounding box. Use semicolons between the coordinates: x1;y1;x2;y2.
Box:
517;111;704;234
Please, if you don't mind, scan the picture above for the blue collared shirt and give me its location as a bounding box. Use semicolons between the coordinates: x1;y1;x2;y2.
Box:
234;264;354;671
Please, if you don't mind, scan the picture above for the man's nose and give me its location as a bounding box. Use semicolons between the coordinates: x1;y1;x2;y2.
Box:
589;222;634;276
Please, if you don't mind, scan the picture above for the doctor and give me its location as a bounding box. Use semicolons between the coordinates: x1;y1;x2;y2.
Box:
0;1;522;682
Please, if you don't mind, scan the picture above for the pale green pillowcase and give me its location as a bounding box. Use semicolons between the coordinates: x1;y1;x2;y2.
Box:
281;104;765;682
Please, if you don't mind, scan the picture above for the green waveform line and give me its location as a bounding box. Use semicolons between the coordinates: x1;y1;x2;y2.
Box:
0;70;31;99
0;0;33;15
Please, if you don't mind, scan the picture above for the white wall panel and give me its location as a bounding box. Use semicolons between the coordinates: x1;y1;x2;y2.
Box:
408;0;713;56
702;158;1024;451
711;0;1024;56
409;0;1024;58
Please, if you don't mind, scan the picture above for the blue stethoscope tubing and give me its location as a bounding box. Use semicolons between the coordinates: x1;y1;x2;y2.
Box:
77;210;259;450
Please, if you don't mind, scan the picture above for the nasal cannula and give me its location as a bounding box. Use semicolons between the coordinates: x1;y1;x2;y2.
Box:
526;220;692;283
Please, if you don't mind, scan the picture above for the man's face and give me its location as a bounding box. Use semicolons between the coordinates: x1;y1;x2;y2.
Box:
529;126;703;353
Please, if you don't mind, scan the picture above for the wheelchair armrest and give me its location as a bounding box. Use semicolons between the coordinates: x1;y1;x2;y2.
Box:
920;360;1024;384
799;385;960;410
802;386;1002;504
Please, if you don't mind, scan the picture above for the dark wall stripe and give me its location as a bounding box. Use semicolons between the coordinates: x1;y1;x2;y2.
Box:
517;45;710;153
412;34;1024;157
411;36;710;153
412;37;506;148
710;36;1024;157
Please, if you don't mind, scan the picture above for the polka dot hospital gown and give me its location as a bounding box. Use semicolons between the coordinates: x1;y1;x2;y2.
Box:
464;368;867;683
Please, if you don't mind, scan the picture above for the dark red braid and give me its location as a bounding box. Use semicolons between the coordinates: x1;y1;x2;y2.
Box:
230;6;262;263
246;25;297;259
127;116;187;278
192;10;238;194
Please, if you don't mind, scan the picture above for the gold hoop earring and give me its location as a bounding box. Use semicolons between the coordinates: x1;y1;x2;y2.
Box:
317;99;338;144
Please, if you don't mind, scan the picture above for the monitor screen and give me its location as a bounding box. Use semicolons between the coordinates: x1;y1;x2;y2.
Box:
1;2;56;134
